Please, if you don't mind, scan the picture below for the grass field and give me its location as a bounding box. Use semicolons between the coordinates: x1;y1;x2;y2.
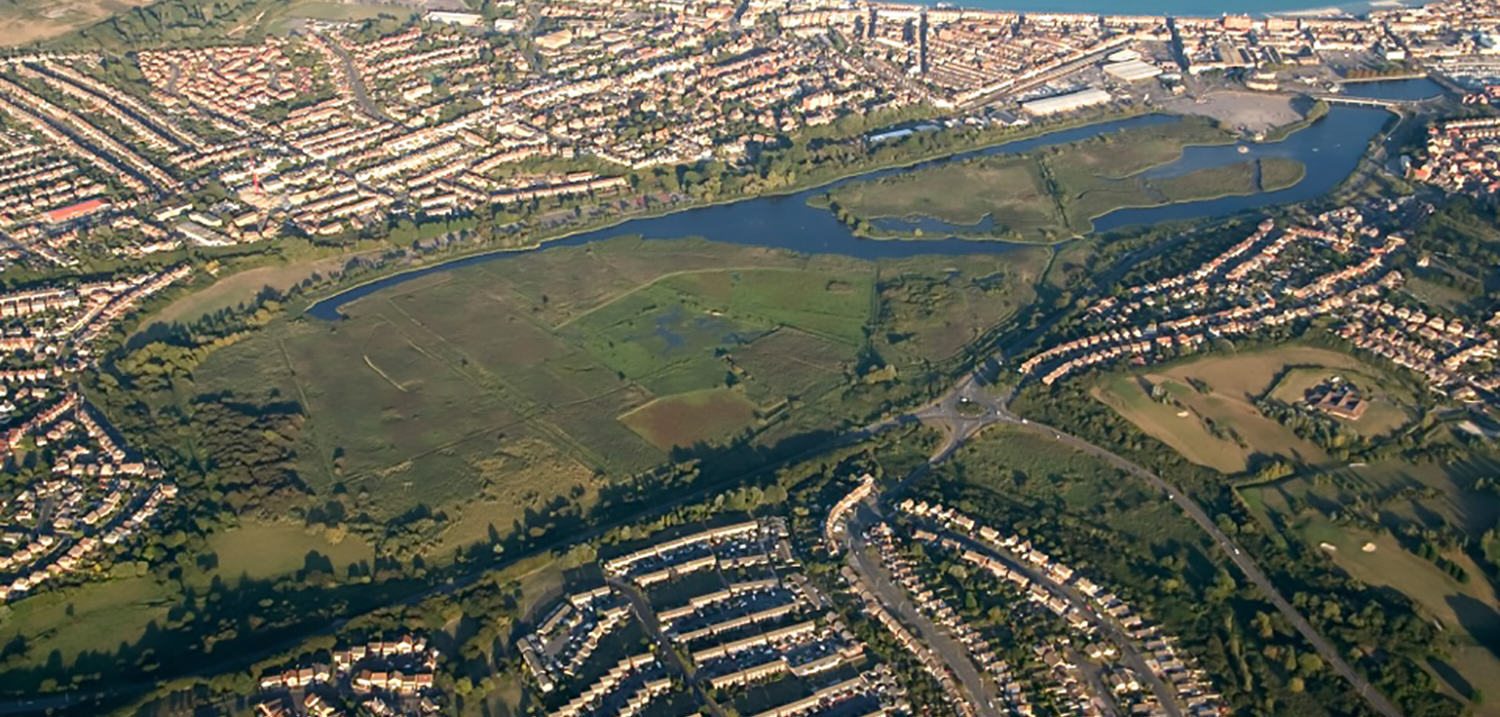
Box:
185;237;1043;556
1151;158;1305;205
1259;156;1308;189
1402;275;1474;313
826;119;1306;241
1093;373;1264;474
1094;371;1328;474
261;0;419;34
831;154;1063;237
1244;457;1500;555
1265;366;1413;437
1298;518;1500;714
732;328;850;406
0;575;174;673
1094;346;1413;474
875;250;1051;362
1050;152;1306;234
0;0;149;47
280;0;414;21
145;252;364;331
1239;457;1500;714
200;520;374;585
1154;346;1365;398
1299;518;1497;636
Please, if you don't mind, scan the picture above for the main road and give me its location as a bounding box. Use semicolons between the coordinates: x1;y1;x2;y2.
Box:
933;527;1183;717
862;362;1406;717
606;577;727;717
845;517;1003;717
18;306;1399;717
1011;414;1405;717
319;34;395;124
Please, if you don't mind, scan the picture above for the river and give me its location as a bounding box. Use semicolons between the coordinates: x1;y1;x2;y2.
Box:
307;80;1431;320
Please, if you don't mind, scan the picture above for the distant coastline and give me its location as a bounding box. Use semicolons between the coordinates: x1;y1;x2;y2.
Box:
903;0;1427;18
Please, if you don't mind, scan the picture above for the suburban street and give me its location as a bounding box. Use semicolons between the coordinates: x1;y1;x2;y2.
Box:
1072;649;1123;717
1008;415;1406;717
0;0;1489;712
931;527;1185;717
605;577;727;717
841;466;1183;717
861;361;1406;717
845;514;1002;717
319;35;394;124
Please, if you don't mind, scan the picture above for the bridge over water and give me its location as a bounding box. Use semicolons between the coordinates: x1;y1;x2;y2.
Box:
1314;93;1414;109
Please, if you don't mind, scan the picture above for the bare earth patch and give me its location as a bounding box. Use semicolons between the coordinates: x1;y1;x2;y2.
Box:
0;0;152;46
619;388;759;450
1163;91;1302;135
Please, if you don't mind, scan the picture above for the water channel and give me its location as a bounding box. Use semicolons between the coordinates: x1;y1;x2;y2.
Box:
308;79;1437;320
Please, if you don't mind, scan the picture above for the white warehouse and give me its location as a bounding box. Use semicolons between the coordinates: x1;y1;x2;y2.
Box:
1103;59;1163;82
1020;88;1113;116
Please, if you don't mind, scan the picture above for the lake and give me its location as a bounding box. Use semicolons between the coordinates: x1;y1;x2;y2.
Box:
308;80;1429;320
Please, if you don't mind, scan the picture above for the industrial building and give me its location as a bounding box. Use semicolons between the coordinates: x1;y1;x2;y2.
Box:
1020;88;1112;116
1103;59;1163;82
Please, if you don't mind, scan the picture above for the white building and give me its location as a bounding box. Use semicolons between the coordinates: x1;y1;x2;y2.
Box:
1020;88;1112;116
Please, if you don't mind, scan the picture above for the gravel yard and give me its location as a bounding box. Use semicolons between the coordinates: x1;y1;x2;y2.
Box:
1163;90;1307;134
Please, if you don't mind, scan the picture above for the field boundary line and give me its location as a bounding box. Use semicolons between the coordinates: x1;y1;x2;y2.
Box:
361;355;407;392
275;335;337;481
374;296;622;471
554;265;813;330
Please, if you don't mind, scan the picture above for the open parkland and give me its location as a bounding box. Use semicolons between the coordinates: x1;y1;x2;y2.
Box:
0;0;1496;716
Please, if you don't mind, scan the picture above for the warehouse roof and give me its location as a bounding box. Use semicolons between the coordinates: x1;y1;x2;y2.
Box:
1020;88;1112;116
1103;59;1163;82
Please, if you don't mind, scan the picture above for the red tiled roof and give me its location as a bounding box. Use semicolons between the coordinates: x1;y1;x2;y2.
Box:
43;199;109;224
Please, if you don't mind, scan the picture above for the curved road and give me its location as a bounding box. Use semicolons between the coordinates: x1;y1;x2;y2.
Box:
605;577;726;717
9;354;1400;717
0;81;1421;716
875;364;1404;717
934;527;1183;717
1009;414;1404;717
